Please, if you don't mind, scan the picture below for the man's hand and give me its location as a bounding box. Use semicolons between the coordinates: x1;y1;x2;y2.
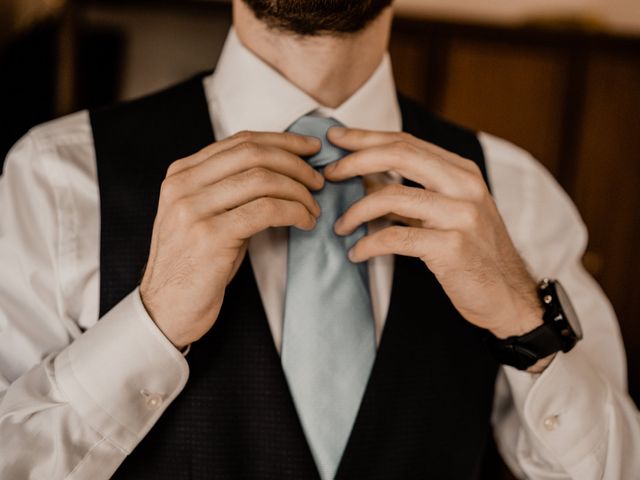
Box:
325;127;544;340
140;131;323;349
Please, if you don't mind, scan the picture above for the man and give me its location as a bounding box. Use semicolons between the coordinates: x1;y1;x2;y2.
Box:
0;0;638;478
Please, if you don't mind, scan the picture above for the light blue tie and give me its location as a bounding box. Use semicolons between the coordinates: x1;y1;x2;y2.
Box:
282;115;376;480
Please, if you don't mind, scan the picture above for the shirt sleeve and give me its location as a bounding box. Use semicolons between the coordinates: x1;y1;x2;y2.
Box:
482;132;640;479
0;126;189;479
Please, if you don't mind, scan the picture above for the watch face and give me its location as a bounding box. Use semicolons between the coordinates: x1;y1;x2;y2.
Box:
555;281;583;340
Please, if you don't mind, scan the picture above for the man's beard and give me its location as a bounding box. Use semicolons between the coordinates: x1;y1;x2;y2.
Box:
242;0;393;36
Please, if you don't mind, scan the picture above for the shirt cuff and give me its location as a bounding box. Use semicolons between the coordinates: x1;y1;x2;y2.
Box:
54;288;189;453
503;347;609;472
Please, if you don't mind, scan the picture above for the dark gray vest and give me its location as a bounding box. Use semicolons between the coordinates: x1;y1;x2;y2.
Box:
90;74;499;479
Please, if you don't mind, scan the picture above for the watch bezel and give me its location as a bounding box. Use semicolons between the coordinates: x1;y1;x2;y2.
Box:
554;281;583;340
538;279;582;352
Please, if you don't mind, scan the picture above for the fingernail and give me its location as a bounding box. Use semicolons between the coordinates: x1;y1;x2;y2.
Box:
313;171;325;188
347;249;357;262
324;163;337;175
329;126;346;138
306;216;317;231
334;217;344;234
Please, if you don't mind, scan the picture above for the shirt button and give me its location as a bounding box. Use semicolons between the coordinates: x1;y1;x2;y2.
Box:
543;414;560;431
140;390;163;410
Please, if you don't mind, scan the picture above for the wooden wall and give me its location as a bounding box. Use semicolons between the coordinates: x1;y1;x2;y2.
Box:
5;3;635;478
389;18;640;406
34;0;640;422
388;18;639;479
61;0;640;407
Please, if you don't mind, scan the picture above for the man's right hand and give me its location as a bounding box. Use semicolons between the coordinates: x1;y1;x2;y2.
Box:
140;131;323;349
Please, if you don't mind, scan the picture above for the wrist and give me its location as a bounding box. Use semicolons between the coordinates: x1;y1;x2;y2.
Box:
139;288;190;351
489;305;544;340
487;278;582;373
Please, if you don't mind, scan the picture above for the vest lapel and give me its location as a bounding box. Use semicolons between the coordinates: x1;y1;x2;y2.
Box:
92;75;216;317
93;77;498;480
335;95;496;478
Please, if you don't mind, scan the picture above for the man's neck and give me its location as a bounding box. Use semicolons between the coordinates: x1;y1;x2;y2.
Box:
232;0;393;108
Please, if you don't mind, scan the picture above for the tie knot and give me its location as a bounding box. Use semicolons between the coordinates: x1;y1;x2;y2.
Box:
287;115;348;169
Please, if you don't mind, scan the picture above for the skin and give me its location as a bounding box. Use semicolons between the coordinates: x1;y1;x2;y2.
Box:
141;132;323;349
233;0;393;108
141;0;554;372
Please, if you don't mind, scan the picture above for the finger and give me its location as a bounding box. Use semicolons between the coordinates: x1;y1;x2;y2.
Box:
182;168;321;218
218;197;317;239
169;131;322;175
334;185;468;235
348;225;452;263
327;127;479;173
324;142;482;199
168;142;325;198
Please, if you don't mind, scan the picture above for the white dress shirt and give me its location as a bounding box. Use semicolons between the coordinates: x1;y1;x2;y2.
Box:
0;29;638;479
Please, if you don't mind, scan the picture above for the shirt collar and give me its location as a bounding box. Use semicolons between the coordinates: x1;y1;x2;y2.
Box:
205;28;402;140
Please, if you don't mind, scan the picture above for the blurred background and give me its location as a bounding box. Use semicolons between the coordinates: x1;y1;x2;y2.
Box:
1;0;638;476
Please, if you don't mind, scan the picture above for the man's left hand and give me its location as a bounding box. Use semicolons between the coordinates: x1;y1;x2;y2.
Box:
325;127;544;341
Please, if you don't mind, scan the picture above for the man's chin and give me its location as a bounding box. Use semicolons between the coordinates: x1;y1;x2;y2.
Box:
241;0;393;36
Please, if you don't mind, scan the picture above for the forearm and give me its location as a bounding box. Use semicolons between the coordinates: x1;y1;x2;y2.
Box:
0;290;189;479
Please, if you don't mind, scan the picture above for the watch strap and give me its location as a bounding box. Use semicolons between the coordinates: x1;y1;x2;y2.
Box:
489;322;565;370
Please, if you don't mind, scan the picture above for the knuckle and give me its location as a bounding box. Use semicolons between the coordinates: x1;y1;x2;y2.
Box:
399;132;417;143
388;141;419;169
166;159;183;177
405;186;425;203
253;196;277;216
419;188;435;203
385;184;424;204
233;202;261;232
246;166;273;184
391;140;417;155
383;183;406;198
236;140;262;157
399;228;418;249
463;172;487;200
299;189;316;207
160;176;181;202
291;202;308;220
427;152;446;169
379;227;419;253
467;160;482;176
380;229;397;248
232;130;253;142
382;226;409;248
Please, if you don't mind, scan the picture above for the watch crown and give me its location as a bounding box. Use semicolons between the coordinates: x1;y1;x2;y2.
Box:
543;294;553;304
